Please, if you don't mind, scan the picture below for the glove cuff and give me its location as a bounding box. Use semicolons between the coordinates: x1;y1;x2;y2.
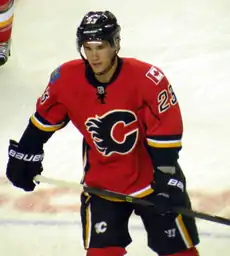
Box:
8;140;44;163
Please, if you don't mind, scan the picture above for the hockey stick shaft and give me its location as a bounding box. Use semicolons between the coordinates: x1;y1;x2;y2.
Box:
34;175;230;226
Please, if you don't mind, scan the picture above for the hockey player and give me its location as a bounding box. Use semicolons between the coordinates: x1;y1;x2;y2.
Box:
6;11;200;256
0;0;13;66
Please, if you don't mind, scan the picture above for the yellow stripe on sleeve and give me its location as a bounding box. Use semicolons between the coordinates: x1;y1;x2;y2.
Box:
30;114;65;132
0;3;14;28
147;138;182;148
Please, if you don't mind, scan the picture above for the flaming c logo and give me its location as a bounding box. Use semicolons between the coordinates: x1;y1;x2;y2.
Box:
85;110;139;156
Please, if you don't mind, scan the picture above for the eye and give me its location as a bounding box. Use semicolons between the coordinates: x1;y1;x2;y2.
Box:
97;44;106;50
84;46;91;51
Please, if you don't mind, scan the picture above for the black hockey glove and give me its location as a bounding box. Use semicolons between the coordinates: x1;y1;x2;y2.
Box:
151;163;186;214
6;140;44;191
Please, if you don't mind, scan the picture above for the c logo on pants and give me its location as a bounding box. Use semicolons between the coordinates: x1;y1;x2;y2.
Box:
95;221;107;234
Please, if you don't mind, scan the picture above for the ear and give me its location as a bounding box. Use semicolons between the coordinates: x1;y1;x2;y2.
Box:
115;37;121;53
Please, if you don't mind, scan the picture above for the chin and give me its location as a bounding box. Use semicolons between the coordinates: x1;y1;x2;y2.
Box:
92;67;104;75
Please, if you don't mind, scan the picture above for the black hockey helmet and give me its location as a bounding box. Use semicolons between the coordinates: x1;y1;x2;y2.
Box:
77;10;121;52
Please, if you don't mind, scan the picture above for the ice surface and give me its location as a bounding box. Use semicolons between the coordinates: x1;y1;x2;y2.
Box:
0;0;230;255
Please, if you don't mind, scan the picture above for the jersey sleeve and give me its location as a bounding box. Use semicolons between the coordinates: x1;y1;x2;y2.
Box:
30;66;69;132
18;66;69;151
140;65;183;167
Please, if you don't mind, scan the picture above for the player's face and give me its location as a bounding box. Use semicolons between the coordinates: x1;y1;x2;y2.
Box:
83;41;115;74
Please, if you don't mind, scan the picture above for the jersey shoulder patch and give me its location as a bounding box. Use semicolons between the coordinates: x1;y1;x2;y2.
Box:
50;66;61;84
145;65;164;85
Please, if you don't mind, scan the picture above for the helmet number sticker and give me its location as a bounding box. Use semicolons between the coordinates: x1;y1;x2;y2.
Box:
85;16;98;24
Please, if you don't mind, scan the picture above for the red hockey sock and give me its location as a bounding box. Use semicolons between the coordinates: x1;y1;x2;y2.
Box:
165;247;199;256
87;247;127;256
0;0;13;42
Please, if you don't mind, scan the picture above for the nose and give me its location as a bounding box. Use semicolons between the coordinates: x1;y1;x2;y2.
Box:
91;49;99;60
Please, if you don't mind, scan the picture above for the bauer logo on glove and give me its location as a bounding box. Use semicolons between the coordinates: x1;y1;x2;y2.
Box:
9;149;44;162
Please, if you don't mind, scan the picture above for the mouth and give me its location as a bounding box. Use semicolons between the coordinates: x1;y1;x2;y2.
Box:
91;63;102;68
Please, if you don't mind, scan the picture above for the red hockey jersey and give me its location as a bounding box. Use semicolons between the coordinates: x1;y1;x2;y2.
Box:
31;58;183;197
